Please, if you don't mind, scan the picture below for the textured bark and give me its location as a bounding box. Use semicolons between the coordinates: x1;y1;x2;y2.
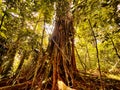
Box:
47;1;77;89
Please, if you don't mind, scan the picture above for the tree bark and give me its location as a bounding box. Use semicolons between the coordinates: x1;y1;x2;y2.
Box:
47;1;77;89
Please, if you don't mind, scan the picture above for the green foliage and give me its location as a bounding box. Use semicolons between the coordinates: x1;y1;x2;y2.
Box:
74;0;120;72
0;31;6;38
0;0;52;77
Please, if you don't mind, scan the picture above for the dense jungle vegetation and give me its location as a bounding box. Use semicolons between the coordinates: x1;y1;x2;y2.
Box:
0;0;120;90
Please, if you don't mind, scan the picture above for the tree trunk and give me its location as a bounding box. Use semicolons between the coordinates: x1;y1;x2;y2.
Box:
47;1;77;89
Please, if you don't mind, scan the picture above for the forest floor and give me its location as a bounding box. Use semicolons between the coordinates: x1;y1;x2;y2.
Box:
74;71;120;90
0;71;120;90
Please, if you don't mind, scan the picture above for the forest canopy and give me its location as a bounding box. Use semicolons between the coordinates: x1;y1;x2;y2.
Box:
0;0;120;90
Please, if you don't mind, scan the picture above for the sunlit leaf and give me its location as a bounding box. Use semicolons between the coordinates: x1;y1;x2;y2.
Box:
0;31;7;38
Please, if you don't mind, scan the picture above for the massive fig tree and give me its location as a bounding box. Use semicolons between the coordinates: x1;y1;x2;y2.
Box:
33;0;77;89
47;0;77;89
